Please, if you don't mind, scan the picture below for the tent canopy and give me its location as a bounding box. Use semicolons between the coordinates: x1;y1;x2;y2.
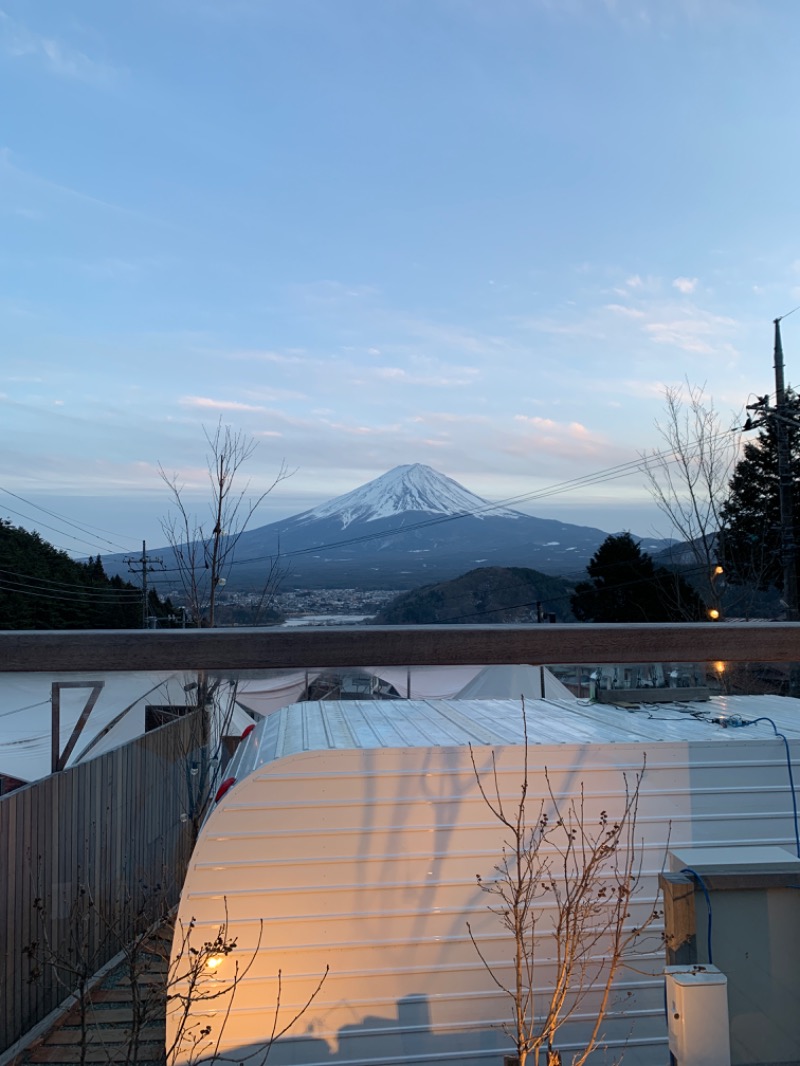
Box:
455;664;575;701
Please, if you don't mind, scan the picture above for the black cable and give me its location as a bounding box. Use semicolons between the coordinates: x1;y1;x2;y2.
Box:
0;698;50;720
0;584;141;606
0;567;142;601
744;717;800;857
0;503;131;558
0;568;146;604
0;488;134;553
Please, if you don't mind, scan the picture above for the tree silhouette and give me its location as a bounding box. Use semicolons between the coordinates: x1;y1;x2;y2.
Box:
571;532;704;622
719;390;800;592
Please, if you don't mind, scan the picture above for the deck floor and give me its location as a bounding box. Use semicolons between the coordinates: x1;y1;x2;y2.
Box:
18;927;170;1066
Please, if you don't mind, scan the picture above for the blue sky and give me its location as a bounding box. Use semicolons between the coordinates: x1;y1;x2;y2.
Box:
2;0;799;559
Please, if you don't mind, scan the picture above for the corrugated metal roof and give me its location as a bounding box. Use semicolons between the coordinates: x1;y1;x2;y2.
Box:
234;693;800;776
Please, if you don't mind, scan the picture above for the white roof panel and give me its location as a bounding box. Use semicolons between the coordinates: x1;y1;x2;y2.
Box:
233;693;800;780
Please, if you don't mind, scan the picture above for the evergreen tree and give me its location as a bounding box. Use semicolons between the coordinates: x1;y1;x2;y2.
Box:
571;532;704;623
0;519;170;629
718;391;800;591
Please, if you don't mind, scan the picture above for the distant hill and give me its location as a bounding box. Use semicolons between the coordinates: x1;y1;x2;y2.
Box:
102;464;673;592
372;566;576;625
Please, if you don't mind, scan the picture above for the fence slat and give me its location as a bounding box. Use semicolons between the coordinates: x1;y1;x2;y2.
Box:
1;713;198;1055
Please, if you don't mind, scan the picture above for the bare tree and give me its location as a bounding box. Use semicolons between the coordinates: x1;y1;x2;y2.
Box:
166;904;328;1066
159;420;292;628
25;883;328;1066
640;382;741;617
468;704;659;1066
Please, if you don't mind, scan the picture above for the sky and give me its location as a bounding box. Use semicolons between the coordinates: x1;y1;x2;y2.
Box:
2;0;800;561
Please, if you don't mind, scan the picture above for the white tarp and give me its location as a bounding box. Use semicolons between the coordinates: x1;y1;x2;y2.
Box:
364;665;486;699
455;664;576;701
233;665;573;715
235;672;319;717
0;672;253;784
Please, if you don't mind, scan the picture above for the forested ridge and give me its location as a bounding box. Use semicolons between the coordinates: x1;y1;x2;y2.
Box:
373;566;575;625
0;519;170;629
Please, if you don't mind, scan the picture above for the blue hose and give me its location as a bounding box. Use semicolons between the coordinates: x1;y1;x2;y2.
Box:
681;866;714;964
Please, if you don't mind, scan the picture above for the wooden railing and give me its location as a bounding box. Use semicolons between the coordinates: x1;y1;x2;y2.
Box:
2;621;799;673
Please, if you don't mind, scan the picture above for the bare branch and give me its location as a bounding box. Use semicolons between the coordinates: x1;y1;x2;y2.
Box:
469;708;659;1066
159;418;293;627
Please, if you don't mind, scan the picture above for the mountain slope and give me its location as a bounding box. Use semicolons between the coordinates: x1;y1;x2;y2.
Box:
102;464;672;591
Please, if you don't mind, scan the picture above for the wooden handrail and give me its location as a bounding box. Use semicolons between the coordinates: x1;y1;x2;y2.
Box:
1;622;798;673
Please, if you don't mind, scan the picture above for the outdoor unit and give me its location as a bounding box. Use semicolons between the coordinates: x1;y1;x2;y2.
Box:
665;965;731;1066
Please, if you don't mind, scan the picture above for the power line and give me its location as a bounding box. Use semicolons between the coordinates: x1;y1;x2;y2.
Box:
0;571;142;603
0;502;132;558
0;487;134;553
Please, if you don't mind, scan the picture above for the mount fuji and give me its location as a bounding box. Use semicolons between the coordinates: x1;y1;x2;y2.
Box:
211;464;670;590
102;464;670;590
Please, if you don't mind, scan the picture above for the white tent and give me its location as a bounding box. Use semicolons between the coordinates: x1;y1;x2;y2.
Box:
455;664;576;701
0;672;254;784
235;672;320;717
232;666;576;710
363;664;485;698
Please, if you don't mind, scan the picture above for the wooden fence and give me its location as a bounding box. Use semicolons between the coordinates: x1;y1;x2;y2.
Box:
0;711;204;1055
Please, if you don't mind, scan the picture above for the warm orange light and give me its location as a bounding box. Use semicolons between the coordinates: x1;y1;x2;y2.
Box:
707;608;721;620
713;661;726;674
713;565;724;576
206;955;224;970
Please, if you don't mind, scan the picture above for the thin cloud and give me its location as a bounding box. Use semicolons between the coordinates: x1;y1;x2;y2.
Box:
1;151;173;229
644;310;737;355
673;276;699;294
605;303;646;319
179;396;267;412
373;366;479;388
505;414;624;464
0;11;120;85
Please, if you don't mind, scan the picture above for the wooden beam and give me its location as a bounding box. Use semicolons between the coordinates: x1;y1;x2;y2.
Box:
53;681;105;771
1;622;799;674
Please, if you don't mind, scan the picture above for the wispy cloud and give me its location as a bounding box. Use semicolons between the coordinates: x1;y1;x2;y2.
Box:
0;11;120;85
605;303;646;319
372;365;479;388
511;414;610;456
0;151;173;229
673;276;699;294
643;310;737;355
179;396;267;412
523;0;746;29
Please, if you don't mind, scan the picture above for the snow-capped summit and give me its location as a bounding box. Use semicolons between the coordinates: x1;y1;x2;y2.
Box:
296;463;523;529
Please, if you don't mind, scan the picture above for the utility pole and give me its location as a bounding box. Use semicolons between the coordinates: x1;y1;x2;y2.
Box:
772;318;799;621
124;541;164;628
745;318;800;621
